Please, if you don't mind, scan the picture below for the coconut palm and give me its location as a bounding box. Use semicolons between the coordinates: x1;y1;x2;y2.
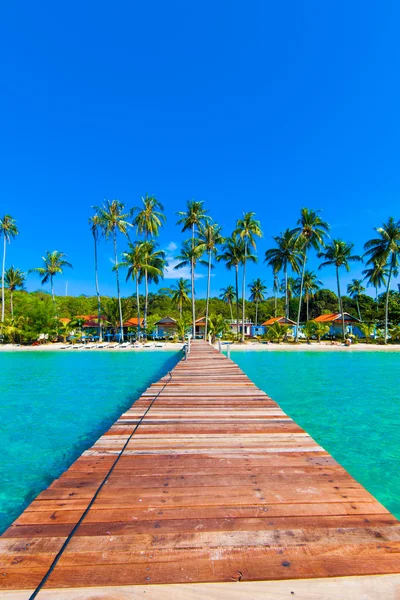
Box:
360;322;375;343
139;240;167;334
248;278;267;326
273;272;280;317
118;241;161;340
94;200;133;341
103;298;133;334
133;195;166;331
266;321;291;343
176;201;209;337
313;321;330;342
362;261;389;314
208;314;228;344
198;221;223;339
318;239;361;339
302;320;316;343
293;209;330;340
30;251;72;312
347;279;365;321
89;214;104;341
217;235;248;336
219;285;235;321
171;278;190;317
389;324;400;342
176;315;190;341
364;217;400;343
4;266;25;317
280;276;297;318
296;270;322;322
234;213;262;342
0;215;19;323
265;229;301;321
174;241;208;332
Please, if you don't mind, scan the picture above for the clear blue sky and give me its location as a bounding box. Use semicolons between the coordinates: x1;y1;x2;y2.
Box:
1;1;399;299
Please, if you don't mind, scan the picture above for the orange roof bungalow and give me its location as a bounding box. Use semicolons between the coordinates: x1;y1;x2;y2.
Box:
260;316;297;337
124;317;145;330
314;312;362;337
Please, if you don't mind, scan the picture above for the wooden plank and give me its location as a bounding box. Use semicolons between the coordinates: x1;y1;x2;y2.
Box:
1;340;400;598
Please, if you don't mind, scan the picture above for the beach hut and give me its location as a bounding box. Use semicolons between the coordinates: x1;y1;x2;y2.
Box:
313;312;362;337
154;316;177;338
262;316;297;336
226;319;254;338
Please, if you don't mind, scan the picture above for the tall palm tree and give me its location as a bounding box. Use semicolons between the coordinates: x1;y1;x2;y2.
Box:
89;213;104;341
139;241;167;319
273;272;280;317
364;217;400;343
347;279;365;321
293;208;330;341
248;278;267;326
234;213;262;342
174;240;208;337
0;215;19;323
30;251;72;313
219;285;235;321
94;200;133;341
217;235;249;335
362;261;389;313
296;270;322;321
265;229;301;321
198;221;223;339
176;201;209;336
4;266;25;318
280;276;297;318
318;239;361;339
133;195;166;332
118;241;161;340
171;278;190;317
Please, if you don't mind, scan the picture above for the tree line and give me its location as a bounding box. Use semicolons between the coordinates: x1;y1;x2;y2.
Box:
1;203;400;343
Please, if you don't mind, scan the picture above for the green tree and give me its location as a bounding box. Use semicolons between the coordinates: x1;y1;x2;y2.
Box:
234;213;262;342
217;235;248;335
318;239;361;339
174;239;208;331
4;266;25;318
199;221;223;339
208;313;228;343
103;298;133;334
139;240;167;333
89;213;104;341
295;270;322;322
273;272;280;317
362;262;389;313
347;279;365;321
360;322;375;343
313;321;330;342
364;217;400;343
294;208;330;341
171;278;190;317
0;215;19;323
265;229;301;321
176;314;190;341
266;321;291;343
302;320;316;342
176;200;209;337
389;324;400;342
30;251;72;313
219;285;235;321
133;194;166;331
248;278;267;326
94;199;133;341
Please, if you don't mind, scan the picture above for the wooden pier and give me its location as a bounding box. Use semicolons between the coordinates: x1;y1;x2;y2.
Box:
2;340;400;599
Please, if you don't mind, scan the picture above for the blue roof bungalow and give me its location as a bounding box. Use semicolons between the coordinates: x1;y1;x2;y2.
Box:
314;312;362;337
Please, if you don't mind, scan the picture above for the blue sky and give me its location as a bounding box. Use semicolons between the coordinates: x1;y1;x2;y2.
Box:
1;1;400;299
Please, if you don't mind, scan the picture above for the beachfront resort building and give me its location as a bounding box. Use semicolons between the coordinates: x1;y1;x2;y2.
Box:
261;316;297;336
226;319;254;337
314;312;362;337
154;316;177;338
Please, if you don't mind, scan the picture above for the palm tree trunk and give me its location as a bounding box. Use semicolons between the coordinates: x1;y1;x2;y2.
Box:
306;294;309;322
356;297;362;322
241;243;247;342
144;269;148;337
205;249;211;340
229;299;233;321
235;265;239;339
93;233;102;342
10;290;13;318
191;224;196;338
255;300;258;327
274;284;277;317
1;236;6;322
113;230;124;342
179;300;182;319
336;267;345;340
384;263;393;344
295;250;307;341
284;266;288;319
136;276;141;340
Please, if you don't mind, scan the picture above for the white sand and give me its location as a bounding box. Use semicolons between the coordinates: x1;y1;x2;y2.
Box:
0;342;185;352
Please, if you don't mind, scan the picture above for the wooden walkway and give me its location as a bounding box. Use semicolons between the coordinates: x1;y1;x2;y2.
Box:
2;340;400;599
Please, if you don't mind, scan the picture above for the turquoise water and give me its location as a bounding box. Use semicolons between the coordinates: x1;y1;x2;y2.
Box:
227;350;400;519
0;350;180;534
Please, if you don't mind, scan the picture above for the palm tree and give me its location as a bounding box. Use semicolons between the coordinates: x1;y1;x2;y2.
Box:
4;266;25;318
265;229;301;321
217;235;248;336
273;272;280;317
297;270;322;321
94;199;133;341
208;313;228;344
219;285;235;321
360;322;375;343
103;298;133;334
176;200;209;337
171;278;190;317
364;217;400;343
0;215;19;323
118;241;161;340
280;276;297;318
89;213;104;341
174;240;208;336
141;241;167;299
266;321;291;343
133;195;166;331
199;221;223;339
248;278;267;326
347;279;365;321
293;208;330;341
362;261;389;313
234;213;262;342
30;251;72;312
313;322;330;342
318;239;361;339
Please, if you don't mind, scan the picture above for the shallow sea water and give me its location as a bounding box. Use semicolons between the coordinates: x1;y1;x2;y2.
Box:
0;350;180;533
228;349;400;519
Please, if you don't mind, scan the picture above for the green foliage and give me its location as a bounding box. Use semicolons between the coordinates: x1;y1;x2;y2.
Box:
208;313;229;343
266;321;291;343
